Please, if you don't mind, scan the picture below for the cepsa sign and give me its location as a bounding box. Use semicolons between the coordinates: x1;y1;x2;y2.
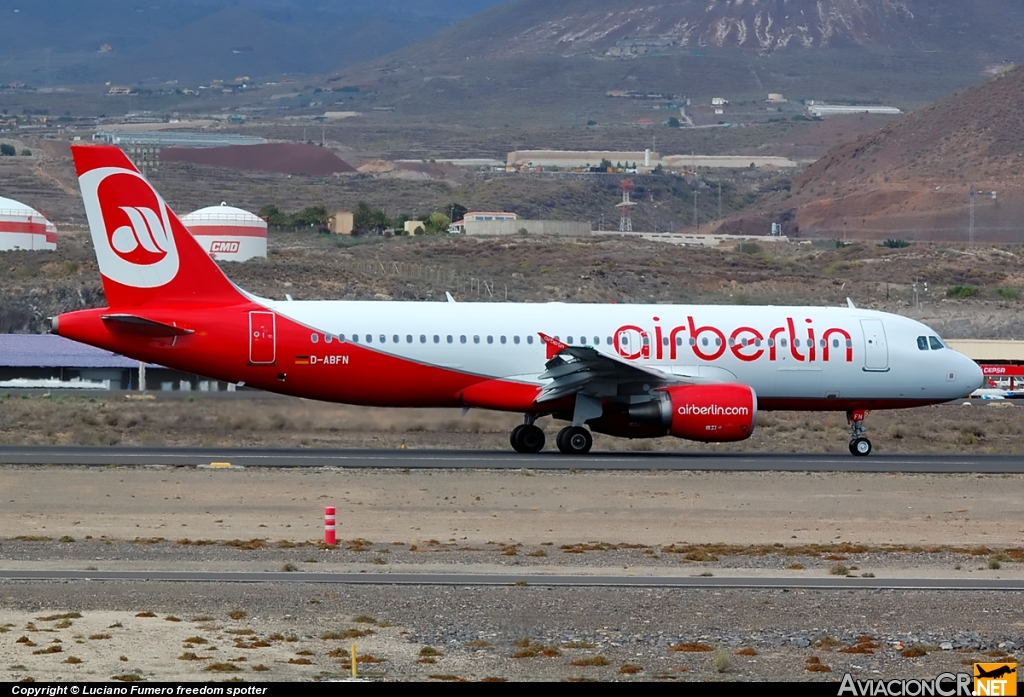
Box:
613;316;854;364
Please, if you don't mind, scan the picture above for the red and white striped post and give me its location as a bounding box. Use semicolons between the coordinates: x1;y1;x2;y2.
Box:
324;506;337;546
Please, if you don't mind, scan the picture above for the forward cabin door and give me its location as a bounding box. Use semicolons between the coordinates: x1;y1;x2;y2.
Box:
860;319;889;371
249;311;277;365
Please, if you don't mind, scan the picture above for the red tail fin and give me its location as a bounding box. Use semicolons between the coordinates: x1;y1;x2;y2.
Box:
72;145;245;308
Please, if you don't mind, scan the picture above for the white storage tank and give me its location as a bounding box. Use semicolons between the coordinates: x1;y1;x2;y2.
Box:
181;202;267;261
0;195;57;250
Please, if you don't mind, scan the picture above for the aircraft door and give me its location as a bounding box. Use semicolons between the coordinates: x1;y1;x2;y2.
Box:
860;319;888;371
249;311;276;365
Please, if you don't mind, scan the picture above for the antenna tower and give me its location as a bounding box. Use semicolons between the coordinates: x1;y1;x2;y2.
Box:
616;179;636;232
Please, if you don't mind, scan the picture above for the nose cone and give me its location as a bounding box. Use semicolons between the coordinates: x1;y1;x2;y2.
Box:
959;354;986;395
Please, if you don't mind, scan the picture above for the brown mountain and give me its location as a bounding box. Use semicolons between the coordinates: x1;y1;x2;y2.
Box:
720;66;1024;243
327;0;1024;122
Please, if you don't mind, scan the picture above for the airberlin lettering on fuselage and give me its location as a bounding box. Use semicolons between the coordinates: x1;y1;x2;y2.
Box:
613;316;855;364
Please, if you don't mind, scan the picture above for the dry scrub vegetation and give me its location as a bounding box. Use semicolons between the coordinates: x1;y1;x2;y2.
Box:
0;392;1020;454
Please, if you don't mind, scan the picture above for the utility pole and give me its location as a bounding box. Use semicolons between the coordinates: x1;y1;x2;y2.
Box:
717;182;722;219
969;184;975;245
693;190;699;229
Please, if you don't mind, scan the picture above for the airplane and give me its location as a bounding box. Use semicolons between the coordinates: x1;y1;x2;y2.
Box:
51;145;985;456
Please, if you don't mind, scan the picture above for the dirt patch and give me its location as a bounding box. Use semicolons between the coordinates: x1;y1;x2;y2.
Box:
160;143;356;176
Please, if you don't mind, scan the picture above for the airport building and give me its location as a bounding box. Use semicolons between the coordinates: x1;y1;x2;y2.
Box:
181;203;267;262
0;195;57;251
0;335;230;391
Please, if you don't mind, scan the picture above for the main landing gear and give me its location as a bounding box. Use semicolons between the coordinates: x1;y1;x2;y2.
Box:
555;426;593;455
510;416;545;454
847;409;872;456
509;417;595;455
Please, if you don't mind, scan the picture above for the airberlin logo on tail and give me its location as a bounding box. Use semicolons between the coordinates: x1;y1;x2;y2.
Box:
78;166;180;288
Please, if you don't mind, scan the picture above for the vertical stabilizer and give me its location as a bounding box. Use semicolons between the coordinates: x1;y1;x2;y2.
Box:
72;145;245;308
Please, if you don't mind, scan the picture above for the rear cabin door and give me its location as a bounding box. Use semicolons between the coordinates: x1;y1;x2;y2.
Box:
249;311;277;365
860;319;889;372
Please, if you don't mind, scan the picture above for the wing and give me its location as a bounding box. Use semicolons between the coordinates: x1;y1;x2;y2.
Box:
535;332;689;403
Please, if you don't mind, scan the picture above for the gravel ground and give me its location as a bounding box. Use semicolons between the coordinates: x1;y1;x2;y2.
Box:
1;579;1022;682
2;465;1022;682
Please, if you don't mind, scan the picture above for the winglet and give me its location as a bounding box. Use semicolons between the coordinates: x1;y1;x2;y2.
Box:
538;332;568;360
446;291;456;304
847;297;856;309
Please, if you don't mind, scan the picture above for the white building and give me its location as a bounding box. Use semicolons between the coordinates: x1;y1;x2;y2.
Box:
181;203;267;262
0;195;57;250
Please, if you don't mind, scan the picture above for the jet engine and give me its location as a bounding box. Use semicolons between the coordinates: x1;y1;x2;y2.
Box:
626;384;757;442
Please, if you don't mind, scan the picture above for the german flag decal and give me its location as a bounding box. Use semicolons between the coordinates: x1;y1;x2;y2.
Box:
294;356;310;365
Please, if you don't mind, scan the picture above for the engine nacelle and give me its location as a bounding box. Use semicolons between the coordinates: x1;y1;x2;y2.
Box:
627;384;757;442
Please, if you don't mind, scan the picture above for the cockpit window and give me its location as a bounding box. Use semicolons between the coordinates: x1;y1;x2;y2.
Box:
929;336;945;350
917;336;928;351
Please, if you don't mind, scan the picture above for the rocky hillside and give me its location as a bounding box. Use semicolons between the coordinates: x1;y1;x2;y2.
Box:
720;66;1024;242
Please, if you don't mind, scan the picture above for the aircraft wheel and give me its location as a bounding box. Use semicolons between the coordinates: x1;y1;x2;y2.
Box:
556;426;593;455
849;437;872;457
510;425;527;452
515;424;545;454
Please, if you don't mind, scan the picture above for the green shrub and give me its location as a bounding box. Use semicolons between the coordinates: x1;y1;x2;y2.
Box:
946;285;979;299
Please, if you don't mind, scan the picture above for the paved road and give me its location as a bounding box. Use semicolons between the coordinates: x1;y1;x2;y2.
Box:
3;569;1024;590
1;445;1023;472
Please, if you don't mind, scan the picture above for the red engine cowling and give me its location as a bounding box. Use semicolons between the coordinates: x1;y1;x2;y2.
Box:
665;384;757;442
627;384;757;442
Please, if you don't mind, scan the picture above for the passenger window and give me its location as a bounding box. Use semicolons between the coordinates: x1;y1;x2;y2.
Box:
434;335;440;343
338;334;346;342
474;336;480;344
447;335;454;344
567;336;574;344
460;335;467;344
351;334;359;343
662;337;669;346
755;339;762;347
728;338;736;347
917;336;929;351
406;335;413;343
366;335;372;343
642;336;650;346
487;336;493;344
393;335;399;344
380;334;386;343
420;335;426;343
794;339;800;347
819;339;826;347
325;334;332;344
622;336;629;345
715;338;721;346
846;339;853;348
606;337;613;345
514;336;520;344
767;339;774;347
689;337;696;346
500;336;507;344
594;337;600;345
311;333;319;343
676;337;683;346
527;335;534;345
781;339;788;348
701;337;708;347
929;336;944;350
832;339;840;348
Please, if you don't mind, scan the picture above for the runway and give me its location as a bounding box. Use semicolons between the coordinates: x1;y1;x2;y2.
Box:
1;445;1023;472
4;568;1024;590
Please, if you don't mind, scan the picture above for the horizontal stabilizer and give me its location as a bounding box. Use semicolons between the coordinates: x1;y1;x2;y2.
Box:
101;314;194;337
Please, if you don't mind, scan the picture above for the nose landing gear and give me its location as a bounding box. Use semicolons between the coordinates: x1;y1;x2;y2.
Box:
847;410;872;456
